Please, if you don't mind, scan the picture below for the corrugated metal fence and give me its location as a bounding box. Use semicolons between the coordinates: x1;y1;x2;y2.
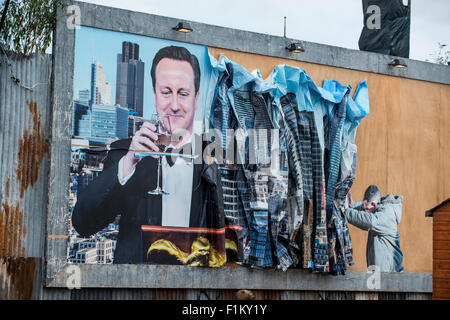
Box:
0;51;431;300
0;49;53;300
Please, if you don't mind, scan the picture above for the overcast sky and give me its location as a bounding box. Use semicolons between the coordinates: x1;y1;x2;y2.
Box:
79;0;449;63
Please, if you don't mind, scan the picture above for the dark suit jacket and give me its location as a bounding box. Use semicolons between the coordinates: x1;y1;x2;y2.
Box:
72;138;225;264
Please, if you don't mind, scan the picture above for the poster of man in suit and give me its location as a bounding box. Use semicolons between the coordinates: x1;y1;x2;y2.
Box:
69;27;230;265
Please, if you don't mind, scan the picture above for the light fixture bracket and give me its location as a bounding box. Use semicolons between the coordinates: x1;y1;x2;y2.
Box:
389;58;408;68
286;42;305;53
173;22;193;33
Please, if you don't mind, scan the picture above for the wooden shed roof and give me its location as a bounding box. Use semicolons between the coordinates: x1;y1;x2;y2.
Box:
425;198;450;217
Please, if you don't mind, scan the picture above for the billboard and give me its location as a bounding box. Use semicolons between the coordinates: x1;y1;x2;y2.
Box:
66;21;407;280
69;27;227;266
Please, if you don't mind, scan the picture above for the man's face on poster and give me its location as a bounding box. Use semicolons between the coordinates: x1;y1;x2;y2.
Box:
363;200;378;213
153;57;199;136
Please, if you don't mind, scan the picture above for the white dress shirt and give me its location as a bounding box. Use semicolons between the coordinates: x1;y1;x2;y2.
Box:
117;136;194;227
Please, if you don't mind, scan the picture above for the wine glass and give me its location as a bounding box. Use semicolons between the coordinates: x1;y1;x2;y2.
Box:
147;114;172;195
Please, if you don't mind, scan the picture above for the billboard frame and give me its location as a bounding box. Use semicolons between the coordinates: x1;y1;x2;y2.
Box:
45;0;438;291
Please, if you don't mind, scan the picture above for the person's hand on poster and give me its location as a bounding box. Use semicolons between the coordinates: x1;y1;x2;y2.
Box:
122;121;160;177
345;191;352;210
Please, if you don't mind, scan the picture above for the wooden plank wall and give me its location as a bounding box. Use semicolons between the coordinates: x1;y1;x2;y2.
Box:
208;47;450;273
433;207;450;300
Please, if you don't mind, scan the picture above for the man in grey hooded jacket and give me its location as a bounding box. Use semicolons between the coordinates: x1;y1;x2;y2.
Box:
344;185;404;272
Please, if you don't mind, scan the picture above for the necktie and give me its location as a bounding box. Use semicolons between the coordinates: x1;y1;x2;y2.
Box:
165;143;192;167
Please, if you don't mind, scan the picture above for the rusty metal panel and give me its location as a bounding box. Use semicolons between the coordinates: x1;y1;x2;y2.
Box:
285;290;359;300
0;51;52;258
71;288;113;300
0;257;38;299
111;288;155;300
317;291;356;300
405;292;431;300
36;287;437;300
355;292;379;300
252;290;282;300
378;292;407;300
38;288;71;300
32;260;70;299
185;289;221;300
153;288;187;300
281;290;319;300
0;50;52;300
219;290;240;300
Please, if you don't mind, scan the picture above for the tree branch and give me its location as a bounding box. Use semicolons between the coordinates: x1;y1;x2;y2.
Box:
0;0;11;34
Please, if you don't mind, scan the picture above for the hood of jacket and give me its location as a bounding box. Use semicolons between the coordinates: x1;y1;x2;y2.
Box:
380;194;403;225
